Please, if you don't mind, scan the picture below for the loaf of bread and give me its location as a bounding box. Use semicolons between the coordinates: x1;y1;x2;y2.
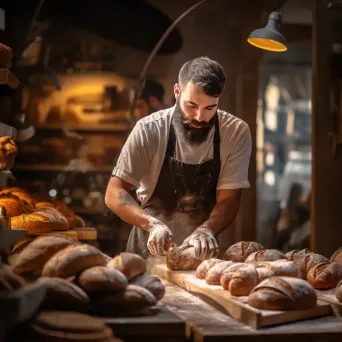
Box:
38;277;89;311
205;261;233;285
293;253;330;279
255;267;275;283
165;246;202;271
0;188;36;212
245;249;287;263
306;262;342;289
196;258;223;279
12;234;76;279
78;266;127;293
35;201;55;209
90;284;157;316
223;241;265;262
257;260;300;278
129;273;165;301
285;248;311;261
330;247;342;264
0;194;27;217
0;136;17;171
107;252;146;280
248;276;317;310
42;244;108;278
221;264;258;296
0;264;26;292
335;279;342;302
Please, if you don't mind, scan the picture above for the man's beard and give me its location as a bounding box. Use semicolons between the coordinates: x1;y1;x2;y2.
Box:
172;99;215;145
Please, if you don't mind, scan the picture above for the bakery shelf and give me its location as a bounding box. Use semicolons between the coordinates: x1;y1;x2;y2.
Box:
12;164;113;172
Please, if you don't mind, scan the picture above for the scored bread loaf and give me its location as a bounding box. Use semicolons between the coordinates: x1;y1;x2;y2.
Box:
165;246;202;271
107;252;146;280
257;260;300;278
307;262;342;289
285;248;311;261
78;266;127;293
330;247;342;264
12;234;76;279
42;244;108;278
220;264;258;296
0;194;27;217
37;277;89;311
336;279;342;302
205;261;233;285
129;273;165;301
196;258;223;279
245;249;287;263
0;188;36;212
90;284;157;316
0;136;17;171
293;253;330;279
248;276;317;310
223;241;265;262
255;267;275;283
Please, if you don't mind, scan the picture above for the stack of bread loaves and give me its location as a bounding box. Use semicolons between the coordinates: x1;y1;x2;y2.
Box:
9;235;164;317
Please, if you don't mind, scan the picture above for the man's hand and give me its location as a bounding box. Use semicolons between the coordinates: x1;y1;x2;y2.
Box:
147;219;173;256
181;227;219;260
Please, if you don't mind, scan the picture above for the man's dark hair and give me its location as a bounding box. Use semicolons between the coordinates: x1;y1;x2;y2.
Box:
140;80;165;102
178;57;225;97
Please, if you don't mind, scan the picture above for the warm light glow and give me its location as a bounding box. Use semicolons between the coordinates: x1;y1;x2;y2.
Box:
264;171;276;186
247;37;287;52
265;152;275;166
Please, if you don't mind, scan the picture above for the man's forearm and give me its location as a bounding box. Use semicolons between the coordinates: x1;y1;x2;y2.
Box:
200;197;240;235
105;187;155;232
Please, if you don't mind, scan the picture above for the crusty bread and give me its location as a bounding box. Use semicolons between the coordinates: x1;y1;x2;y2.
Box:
42;244;108;278
245;249;287;263
0;264;26;292
35;202;55;209
307;262;342;289
90;284;157;316
196;259;223;279
0;194;27;217
78;266;127;293
205;261;233;285
107;252;146;280
220;264;258;296
248;276;317;310
223;241;265;262
293;253;330;279
12;234;76;279
38;277;89;311
1;189;36;212
0;136;17;171
255;267;275;283
165;246;202;271
257;260;300;278
330;247;342;264
285;248;311;261
336;279;342;302
129;273;165;301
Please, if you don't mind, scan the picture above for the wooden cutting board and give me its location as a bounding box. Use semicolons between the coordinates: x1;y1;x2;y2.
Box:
151;263;332;329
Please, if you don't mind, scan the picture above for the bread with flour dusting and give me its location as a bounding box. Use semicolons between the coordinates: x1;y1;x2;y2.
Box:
196;259;223;279
223;241;265;262
245;249;287;263
307;262;342;289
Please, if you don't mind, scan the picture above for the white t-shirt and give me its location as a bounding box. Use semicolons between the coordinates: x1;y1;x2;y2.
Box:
113;105;252;206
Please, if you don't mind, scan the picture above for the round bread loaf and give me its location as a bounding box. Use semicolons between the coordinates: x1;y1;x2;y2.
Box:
245;249;287;263
255;267;275;283
0;136;17;171
90;284;157;316
336;279;342;302
205;261;234;285
223;241;265;262
129;273;165;301
166;246;202;271
42;244;108;278
285;248;311;261
38;277;89;311
330;247;342;264
196;258;223;279
248;276;317;310
0;194;26;217
78;266;127;293
220;264;258;296
293;253;330;279
307;262;342;289
107;252;146;280
32;207;70;231
257;260;300;278
12;234;77;279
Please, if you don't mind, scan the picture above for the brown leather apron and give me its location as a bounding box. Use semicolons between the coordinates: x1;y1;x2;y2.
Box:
126;114;221;259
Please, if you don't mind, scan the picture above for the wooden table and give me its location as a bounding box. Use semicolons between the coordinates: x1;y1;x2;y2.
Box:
160;280;342;342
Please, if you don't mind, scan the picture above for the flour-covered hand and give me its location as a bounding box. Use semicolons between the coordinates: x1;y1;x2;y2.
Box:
182;227;219;259
147;219;173;256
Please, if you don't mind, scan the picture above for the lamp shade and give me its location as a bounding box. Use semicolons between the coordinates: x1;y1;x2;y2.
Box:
248;12;287;52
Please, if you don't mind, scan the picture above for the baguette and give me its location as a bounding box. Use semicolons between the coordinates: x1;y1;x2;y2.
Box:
196;259;223;279
330;247;342;264
205;261;233;285
245;249;287;263
293;253;330;279
223;241;265;262
248;276;317;310
307;262;342;289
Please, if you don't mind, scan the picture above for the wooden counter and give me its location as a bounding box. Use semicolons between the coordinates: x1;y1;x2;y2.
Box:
160;280;342;342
